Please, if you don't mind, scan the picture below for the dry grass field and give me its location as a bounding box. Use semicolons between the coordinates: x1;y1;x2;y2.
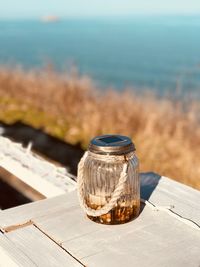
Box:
0;66;200;189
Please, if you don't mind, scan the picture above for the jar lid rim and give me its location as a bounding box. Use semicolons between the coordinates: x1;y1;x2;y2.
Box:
88;134;135;155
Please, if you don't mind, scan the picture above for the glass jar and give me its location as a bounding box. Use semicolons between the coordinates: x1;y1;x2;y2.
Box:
77;135;140;225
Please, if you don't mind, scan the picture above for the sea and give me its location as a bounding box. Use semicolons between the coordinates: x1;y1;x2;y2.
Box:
1;15;200;97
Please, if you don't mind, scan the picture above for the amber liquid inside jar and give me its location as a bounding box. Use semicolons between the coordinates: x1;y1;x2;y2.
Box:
83;151;140;225
87;200;140;224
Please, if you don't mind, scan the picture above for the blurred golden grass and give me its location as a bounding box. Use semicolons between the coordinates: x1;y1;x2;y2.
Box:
0;66;200;189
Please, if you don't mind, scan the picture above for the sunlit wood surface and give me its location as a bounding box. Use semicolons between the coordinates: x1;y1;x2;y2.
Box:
0;173;200;267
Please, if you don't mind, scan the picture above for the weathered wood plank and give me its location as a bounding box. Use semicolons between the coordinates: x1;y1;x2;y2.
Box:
0;166;45;202
141;174;200;224
1;173;200;267
31;175;200;267
0;247;20;267
0;249;19;267
0;233;35;266
33;197;200;267
0;157;66;198
0;191;77;230
35;205;101;243
3;225;82;267
1;171;199;231
62;208;200;267
0;136;76;201
32;174;200;245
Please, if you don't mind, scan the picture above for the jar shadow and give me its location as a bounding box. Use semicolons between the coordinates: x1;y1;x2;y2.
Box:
139;172;161;215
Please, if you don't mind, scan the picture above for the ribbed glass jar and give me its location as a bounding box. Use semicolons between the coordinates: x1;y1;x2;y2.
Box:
79;136;140;225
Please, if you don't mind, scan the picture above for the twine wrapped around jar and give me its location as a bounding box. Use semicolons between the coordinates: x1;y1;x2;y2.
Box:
77;151;129;217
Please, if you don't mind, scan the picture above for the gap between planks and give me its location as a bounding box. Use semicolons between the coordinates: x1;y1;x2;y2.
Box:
1;219;85;267
33;223;85;267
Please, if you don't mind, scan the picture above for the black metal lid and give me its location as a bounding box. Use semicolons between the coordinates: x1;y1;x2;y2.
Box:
88;134;135;155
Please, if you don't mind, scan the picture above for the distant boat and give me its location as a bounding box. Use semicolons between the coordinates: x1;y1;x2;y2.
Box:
41;16;60;23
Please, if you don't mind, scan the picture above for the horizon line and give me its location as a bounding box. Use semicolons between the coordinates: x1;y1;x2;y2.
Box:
1;12;200;20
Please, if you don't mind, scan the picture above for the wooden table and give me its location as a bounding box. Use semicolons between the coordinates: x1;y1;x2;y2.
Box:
0;173;200;267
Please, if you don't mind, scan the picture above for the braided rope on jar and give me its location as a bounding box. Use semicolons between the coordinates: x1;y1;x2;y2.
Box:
77;151;129;217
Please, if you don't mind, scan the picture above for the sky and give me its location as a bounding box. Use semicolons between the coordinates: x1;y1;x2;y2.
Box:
1;0;200;19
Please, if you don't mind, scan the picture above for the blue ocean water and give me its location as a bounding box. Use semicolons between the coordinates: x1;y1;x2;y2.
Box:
0;16;200;96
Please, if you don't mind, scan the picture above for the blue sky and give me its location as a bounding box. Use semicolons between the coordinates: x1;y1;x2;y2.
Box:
1;0;200;19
